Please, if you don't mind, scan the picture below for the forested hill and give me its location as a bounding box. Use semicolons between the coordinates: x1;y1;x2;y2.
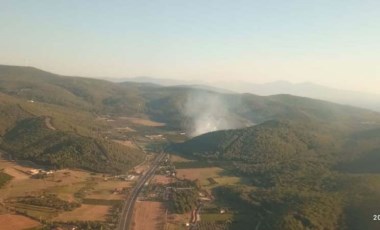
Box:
174;116;380;177
1;64;380;175
2;64;380;130
173;118;380;229
174;120;338;161
0;65;148;173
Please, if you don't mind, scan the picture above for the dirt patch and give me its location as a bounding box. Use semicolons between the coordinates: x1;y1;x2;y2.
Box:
0;160;33;180
44;117;56;130
132;201;165;230
114;140;138;149
86;180;131;200
170;155;194;163
0;214;41;230
133;164;149;175
115;126;136;132
120;117;165;127
54;204;110;221
153;175;173;185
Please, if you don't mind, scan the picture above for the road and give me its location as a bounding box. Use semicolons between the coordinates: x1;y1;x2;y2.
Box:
117;152;166;230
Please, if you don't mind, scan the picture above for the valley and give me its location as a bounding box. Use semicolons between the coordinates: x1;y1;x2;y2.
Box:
1;65;380;229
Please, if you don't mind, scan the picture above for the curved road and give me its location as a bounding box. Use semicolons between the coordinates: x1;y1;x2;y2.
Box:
117;152;165;230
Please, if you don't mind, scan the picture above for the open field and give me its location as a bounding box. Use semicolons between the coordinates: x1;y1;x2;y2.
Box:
54;204;110;221
165;211;192;230
45;182;89;202
176;167;223;186
132;201;165;230
85;180;132;200
119;117;165;127
212;176;242;186
0;166;94;200
0;157;137;228
0;214;41;230
9;202;58;220
170;154;194;163
103;116;165;128
153;175;173;185
114;140;139;149
0;160;35;180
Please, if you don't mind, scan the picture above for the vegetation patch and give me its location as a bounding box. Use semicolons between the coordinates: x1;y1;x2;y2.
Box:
82;198;121;206
170;180;199;214
0;170;13;188
11;194;80;211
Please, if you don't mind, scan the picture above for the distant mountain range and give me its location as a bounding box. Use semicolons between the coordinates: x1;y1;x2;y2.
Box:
115;76;380;112
215;80;380;112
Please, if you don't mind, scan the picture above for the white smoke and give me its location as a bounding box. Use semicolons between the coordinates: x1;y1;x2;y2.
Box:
183;91;250;137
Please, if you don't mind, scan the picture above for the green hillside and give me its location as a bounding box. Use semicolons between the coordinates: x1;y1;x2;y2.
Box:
0;117;143;173
0;65;146;115
2;65;380;228
0;65;148;173
173;118;380;229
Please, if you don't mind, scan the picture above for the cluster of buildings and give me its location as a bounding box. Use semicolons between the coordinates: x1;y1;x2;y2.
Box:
27;169;54;176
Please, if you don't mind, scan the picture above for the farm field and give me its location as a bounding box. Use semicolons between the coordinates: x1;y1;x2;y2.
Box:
170;154;195;163
176;167;223;186
85;180;132;200
153;175;173;185
168;155;252;229
0;162;94;200
0;214;41;230
132;201;166;230
53;204;110;221
119;117;165;127
0;157;139;229
165;210;192;230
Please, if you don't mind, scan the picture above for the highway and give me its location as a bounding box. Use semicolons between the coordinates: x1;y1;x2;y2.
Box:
117;152;166;230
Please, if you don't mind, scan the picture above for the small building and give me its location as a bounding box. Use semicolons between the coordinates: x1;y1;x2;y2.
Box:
28;169;40;175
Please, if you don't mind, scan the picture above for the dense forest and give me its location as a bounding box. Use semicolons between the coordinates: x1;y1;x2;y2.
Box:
174;118;380;229
0;117;144;173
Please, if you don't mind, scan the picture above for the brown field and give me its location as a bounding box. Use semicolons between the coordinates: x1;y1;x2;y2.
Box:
115;126;136;132
54;204;110;221
86;180;131;200
119;117;165;127
0;214;41;230
153;175;173;185
170;154;194;163
132;201;165;230
0;166;94;200
133;164;149;174
166;211;192;230
114;140;138;149
0;160;34;180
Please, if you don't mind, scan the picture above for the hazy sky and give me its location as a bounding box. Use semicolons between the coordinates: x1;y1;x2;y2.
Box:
1;0;379;93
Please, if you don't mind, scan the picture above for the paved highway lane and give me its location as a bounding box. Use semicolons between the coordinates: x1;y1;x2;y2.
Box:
117;152;166;230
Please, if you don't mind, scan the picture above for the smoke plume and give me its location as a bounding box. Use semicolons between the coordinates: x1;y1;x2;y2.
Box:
183;91;249;137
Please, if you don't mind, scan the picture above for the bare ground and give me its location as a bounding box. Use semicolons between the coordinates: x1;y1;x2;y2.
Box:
0;214;41;230
53;204;110;221
132;201;166;230
153;175;174;185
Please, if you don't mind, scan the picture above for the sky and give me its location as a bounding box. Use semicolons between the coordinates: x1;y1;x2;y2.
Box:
1;0;379;93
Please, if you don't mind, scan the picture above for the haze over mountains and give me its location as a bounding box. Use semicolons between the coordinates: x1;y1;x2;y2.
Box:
1;64;380;229
121;76;380;112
